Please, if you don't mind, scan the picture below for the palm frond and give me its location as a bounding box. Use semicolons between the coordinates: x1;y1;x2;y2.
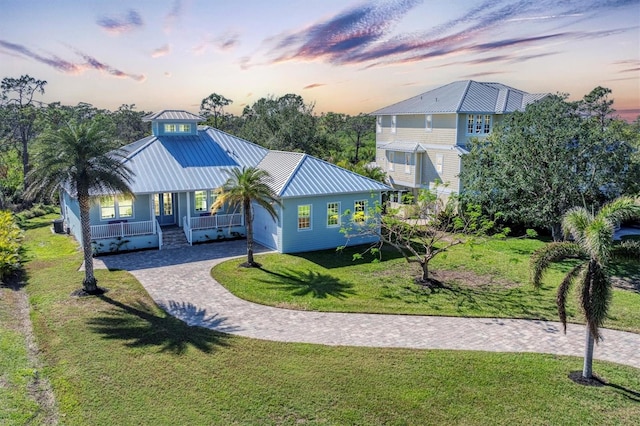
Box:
530;242;585;288
212;166;280;219
556;263;584;333
562;207;591;244
597;196;640;227
583;217;614;264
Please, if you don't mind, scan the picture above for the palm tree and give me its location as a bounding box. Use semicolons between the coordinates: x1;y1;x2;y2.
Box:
530;196;640;379
26;120;134;294
212;166;280;267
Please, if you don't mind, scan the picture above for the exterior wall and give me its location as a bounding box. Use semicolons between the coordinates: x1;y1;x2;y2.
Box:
252;203;281;251
279;193;382;254
421;149;461;193
455;113;502;146
381;150;421;188
90;194;153;224
376;114;456;145
92;234;160;255
62;191;81;243
191;226;246;244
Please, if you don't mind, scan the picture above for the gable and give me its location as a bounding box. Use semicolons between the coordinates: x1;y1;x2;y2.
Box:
258;151;390;198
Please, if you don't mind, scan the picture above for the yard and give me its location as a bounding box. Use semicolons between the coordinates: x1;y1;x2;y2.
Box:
2;213;639;425
212;238;640;333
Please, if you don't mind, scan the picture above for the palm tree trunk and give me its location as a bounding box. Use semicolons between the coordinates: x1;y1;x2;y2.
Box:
583;326;594;379
244;198;255;265
79;192;98;292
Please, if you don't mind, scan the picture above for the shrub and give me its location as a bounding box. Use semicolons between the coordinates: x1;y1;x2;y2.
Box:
0;210;23;282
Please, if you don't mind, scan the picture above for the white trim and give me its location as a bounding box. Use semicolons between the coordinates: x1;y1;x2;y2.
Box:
327;201;341;228
297;204;312;231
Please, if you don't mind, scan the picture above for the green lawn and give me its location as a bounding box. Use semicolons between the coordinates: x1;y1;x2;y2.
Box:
212;238;640;333
4;214;639;424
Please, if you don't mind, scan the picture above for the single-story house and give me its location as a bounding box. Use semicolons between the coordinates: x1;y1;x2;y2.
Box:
60;110;390;254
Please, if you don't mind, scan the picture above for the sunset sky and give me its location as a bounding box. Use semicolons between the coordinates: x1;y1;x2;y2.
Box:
1;0;639;120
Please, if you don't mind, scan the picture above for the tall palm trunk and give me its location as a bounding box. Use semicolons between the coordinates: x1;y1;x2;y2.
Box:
244;198;255;265
78;191;98;292
583;327;594;379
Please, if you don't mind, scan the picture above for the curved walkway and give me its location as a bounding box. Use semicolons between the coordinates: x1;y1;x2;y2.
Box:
95;240;640;369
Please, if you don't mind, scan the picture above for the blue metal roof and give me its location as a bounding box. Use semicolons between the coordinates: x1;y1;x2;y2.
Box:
258;151;391;198
120;127;268;194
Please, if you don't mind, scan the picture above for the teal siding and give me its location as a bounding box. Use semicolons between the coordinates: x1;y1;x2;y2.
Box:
279;192;382;253
89;194;152;224
62;192;81;243
92;235;159;255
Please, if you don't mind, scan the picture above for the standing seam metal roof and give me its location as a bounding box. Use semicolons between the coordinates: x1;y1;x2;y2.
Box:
143;110;204;121
119;127;268;194
257;151;390;198
371;80;548;115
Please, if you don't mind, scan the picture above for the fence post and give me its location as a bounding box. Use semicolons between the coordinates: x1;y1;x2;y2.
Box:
120;222;125;237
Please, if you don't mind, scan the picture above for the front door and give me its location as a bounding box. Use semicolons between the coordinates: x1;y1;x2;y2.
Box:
154;193;175;225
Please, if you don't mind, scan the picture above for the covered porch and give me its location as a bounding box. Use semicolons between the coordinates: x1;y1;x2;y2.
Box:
85;190;245;253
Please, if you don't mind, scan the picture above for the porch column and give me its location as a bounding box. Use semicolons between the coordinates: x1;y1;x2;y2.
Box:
186;192;191;228
149;195;156;233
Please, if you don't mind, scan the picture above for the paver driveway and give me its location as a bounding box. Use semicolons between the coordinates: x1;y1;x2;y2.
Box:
94;240;640;368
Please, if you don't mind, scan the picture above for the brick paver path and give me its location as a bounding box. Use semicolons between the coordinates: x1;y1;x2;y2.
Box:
94;240;640;368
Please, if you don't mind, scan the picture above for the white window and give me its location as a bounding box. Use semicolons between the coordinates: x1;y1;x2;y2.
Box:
466;114;492;135
405;153;411;174
327;202;340;227
376;116;382;133
425;114;432;132
436;154;444;174
164;123;191;133
391;115;397;133
194;191;207;212
388;151;395;171
354;200;366;223
100;195;133;220
298;205;311;230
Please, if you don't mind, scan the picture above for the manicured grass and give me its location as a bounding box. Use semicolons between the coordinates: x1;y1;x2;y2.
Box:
11;214;640;424
212;238;640;333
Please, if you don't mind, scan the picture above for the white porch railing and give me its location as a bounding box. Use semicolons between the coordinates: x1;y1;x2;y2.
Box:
183;217;192;246
91;220;155;239
190;213;243;230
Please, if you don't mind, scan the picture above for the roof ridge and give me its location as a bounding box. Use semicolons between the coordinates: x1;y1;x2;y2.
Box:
305;155;392;189
455;80;473;112
120;136;157;164
274;152;306;196
204;126;269;154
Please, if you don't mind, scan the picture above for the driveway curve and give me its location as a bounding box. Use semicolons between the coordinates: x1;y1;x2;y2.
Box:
95;240;640;369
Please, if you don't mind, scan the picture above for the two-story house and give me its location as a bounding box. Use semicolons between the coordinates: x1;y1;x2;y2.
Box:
373;80;547;200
